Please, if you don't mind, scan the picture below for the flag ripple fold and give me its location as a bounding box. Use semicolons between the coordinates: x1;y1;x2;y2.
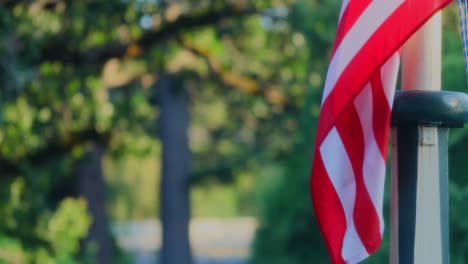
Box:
310;0;452;263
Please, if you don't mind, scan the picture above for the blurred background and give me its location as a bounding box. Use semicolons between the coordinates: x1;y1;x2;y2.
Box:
1;0;468;263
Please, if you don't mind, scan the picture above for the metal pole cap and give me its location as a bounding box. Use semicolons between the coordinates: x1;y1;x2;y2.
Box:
391;90;468;127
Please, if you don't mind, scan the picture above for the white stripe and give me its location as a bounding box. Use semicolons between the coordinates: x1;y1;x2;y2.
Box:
321;0;405;104
339;0;350;21
380;53;400;107
320;128;369;262
353;83;386;236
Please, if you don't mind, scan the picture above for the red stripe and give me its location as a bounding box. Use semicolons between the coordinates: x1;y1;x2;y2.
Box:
331;0;373;57
316;0;451;147
310;152;346;264
335;105;382;254
370;72;392;157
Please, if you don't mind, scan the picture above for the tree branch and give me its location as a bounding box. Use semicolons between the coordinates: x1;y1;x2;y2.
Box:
0;129;110;178
3;0;62;11
38;4;260;65
179;37;298;111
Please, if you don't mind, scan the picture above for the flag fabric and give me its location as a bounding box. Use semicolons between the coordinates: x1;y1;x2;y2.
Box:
310;1;452;263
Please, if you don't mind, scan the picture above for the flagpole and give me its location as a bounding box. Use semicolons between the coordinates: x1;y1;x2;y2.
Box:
390;11;445;264
390;11;468;264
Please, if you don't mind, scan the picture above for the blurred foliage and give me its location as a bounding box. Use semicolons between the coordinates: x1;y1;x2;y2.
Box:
251;1;337;262
0;198;90;263
0;0;311;262
2;0;468;263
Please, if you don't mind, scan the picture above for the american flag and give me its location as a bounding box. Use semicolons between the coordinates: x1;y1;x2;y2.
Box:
310;0;452;263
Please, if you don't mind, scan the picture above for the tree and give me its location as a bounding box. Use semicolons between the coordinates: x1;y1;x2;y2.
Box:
1;1;308;263
159;73;192;264
76;143;113;264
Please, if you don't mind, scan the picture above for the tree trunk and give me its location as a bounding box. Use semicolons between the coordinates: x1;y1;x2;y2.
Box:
77;143;113;264
159;74;192;264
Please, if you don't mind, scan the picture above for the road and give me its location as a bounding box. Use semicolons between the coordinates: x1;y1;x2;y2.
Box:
113;218;256;264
